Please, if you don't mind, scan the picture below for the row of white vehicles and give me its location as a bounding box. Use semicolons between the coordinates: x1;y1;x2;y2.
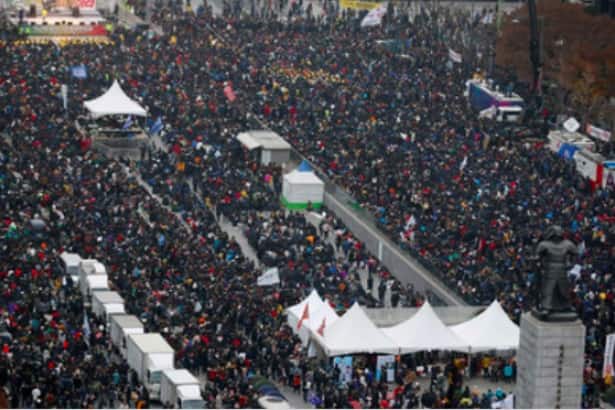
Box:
60;252;205;409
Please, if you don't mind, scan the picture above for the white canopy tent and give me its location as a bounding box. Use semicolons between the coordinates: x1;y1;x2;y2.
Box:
84;80;147;118
298;300;339;345
450;300;520;352
382;301;470;354
312;303;399;356
286;289;324;331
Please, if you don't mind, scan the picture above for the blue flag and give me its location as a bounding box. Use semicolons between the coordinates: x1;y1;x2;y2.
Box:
122;115;133;130
149;116;163;135
83;310;91;346
71;64;87;79
558;143;578;160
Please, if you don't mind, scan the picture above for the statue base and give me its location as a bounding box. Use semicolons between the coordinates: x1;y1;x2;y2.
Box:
531;308;579;322
516;312;585;409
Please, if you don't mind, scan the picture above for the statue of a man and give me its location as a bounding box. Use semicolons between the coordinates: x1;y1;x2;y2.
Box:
534;225;578;320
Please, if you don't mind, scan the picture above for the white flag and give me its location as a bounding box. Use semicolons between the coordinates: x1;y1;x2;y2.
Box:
361;4;387;28
257;267;280;286
459;155;468;171
448;48;462;63
479;105;498;119
563;117;580;133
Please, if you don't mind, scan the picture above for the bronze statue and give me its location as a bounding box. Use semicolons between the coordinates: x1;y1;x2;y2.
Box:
533;225;578;321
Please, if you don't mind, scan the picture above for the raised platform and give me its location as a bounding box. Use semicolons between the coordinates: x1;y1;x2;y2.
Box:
516;313;585;409
8;7;109;39
8;7;105;25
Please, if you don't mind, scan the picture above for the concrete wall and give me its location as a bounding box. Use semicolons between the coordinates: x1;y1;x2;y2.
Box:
323;191;467;306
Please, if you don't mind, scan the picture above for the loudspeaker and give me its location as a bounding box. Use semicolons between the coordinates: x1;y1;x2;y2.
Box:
29;4;36;17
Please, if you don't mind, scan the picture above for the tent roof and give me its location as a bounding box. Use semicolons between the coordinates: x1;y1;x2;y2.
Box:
307;299;339;332
313;303;399;356
450;300;520;352
283;169;324;185
286;289;323;320
236;130;292;151
84;80;147;118
382;301;469;353
298;160;312;172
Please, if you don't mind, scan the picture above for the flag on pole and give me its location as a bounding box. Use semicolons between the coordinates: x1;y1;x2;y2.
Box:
297;304;309;330
317;317;326;336
448;48;462;63
149;116;163;135
83;310;92;346
459;155;468;171
360;3;387;28
223;83;237;102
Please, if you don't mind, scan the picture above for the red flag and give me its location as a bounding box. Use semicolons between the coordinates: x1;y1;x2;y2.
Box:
297;304;309;330
224;83;236;102
317;318;326;336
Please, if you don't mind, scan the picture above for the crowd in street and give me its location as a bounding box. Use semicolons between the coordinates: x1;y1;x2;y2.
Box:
0;0;613;408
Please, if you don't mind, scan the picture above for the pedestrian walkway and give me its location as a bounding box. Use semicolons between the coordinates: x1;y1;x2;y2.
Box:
303;210;392;307
217;216;262;268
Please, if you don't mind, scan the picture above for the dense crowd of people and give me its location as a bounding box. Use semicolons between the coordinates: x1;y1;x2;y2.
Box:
0;0;613;408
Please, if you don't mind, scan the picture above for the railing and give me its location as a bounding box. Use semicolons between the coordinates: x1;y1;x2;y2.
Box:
288;149;467;307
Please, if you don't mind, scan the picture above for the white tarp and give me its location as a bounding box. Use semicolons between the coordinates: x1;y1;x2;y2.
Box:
450;300;520;352
382;301;469;353
282;169;324;204
312;303;399;356
84;80;147;118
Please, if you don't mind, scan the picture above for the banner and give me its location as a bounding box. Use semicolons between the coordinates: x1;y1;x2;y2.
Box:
376;355;395;382
586;124;612;142
333;356;353;384
448;48;462;63
340;0;381;10
77;0;96;8
603;333;615;378
257;267;280;286
491;394;514;409
71;64;88;79
360;3;387;27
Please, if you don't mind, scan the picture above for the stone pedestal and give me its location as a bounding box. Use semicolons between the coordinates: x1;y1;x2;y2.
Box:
516;313;585;409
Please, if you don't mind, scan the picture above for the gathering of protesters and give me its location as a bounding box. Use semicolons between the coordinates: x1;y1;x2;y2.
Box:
0;0;614;407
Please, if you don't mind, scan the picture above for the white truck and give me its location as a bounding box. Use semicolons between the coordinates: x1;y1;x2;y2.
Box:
79;259;108;299
160;369;205;409
91;291;125;323
110;314;144;358
59;252;81;286
126;333;175;401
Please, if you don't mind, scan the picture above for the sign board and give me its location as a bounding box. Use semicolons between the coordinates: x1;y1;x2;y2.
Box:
586;124;612;142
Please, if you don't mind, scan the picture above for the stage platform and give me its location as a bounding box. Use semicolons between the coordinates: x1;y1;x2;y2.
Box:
8;7;106;25
7;7;110;40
